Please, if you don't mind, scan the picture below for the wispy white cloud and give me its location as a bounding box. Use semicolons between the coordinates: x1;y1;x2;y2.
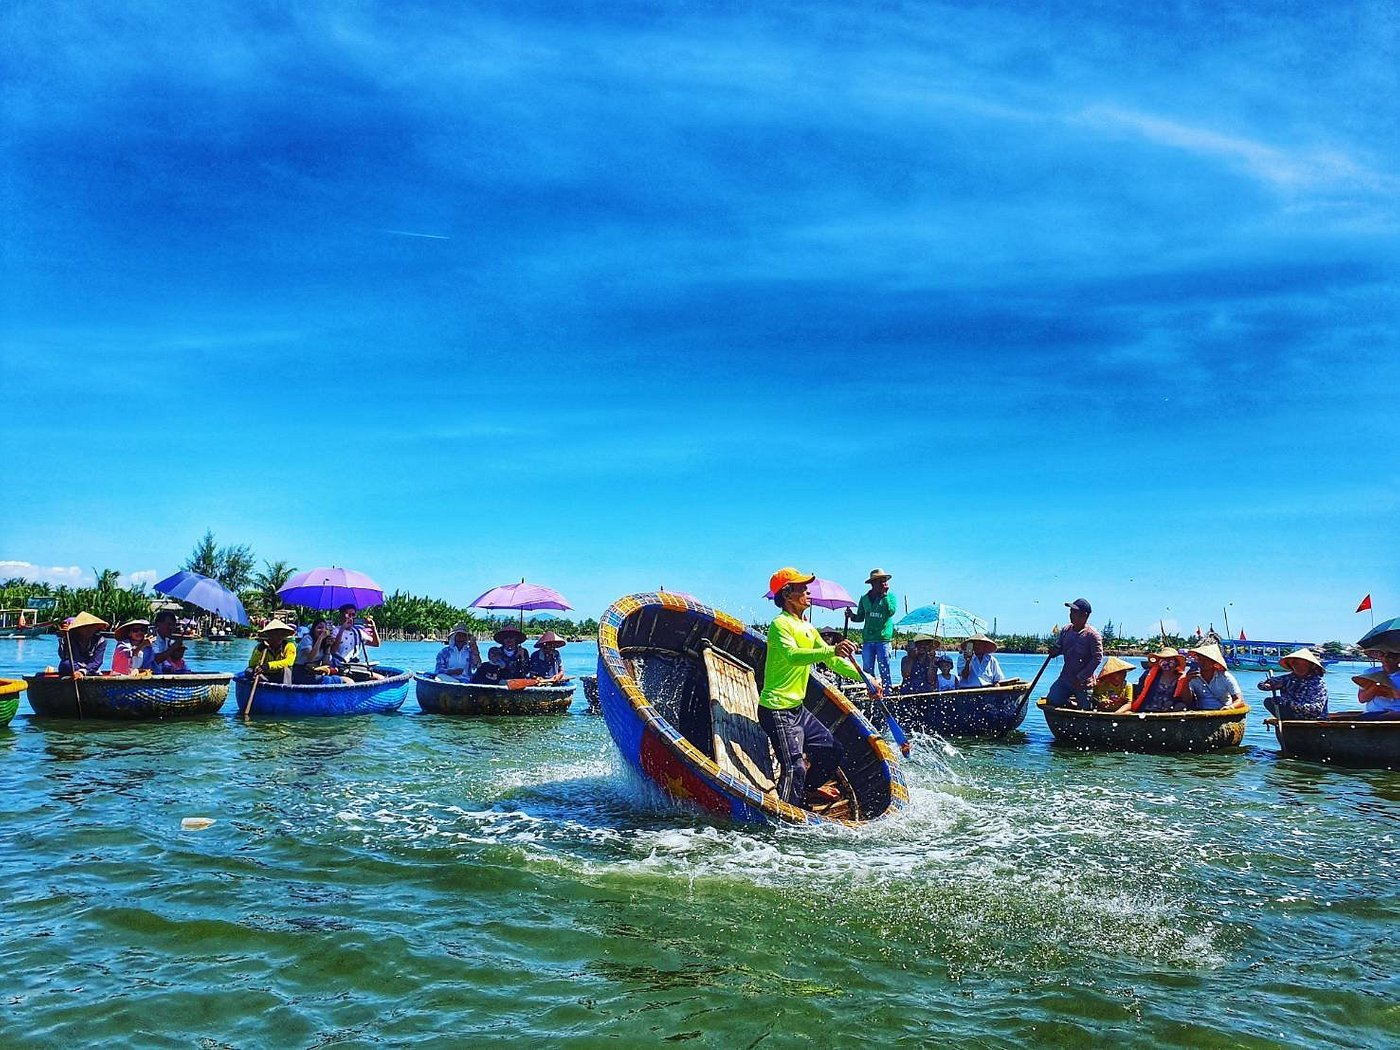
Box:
0;561;90;587
121;570;160;589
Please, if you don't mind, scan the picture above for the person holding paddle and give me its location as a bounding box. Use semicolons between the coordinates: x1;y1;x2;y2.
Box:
245;620;298;684
529;631;569;683
57;612;109;677
848;568;897;692
759;567;871;808
1258;648;1329;720
1045;598;1103;708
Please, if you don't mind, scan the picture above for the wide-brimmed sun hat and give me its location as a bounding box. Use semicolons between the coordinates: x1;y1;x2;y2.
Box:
61;611;109;632
967;634;999;651
448;623;473;638
1352;671;1398;697
769;567;816;595
1188;642;1228;669
1280;647;1326;675
1099;656;1135;679
258;619;296;637
866;568;892;584
1151;647;1183;662
533;631;566;648
113;619;151;641
494;626;527;644
911;633;938;645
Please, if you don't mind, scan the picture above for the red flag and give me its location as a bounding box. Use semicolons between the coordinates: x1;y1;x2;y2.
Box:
1357;594;1373;613
1239;630;1247;641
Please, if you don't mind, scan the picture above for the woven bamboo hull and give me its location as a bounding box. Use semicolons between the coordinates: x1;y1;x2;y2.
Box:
1270;714;1400;769
233;668;410;717
887;683;1030;737
0;678;24;727
581;674;600;714
24;673;232;720
597;591;908;827
413;675;574;716
1038;700;1248;752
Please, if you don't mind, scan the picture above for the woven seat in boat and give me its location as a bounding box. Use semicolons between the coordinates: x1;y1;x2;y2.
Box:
702;646;777;796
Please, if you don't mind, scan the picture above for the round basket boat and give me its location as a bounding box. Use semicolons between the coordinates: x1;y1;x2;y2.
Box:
1;678;26;727
1267;713;1400;769
413;675;575;716
232;668;411;717
1038;700;1249;753
24;673;232;720
887;681;1030;737
597;591;908;827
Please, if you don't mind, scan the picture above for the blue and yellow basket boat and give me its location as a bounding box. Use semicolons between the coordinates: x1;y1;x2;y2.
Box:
25;673;232;719
597;592;908;827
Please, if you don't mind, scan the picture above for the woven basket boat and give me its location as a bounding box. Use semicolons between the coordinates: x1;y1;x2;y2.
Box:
232;668;411;717
413;675;575;716
1038;699;1249;753
24;673;232;720
0;678;25;727
885;680;1031;737
597;591;908;827
1266;713;1400;769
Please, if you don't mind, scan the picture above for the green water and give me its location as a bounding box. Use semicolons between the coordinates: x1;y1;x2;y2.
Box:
1;640;1396;1047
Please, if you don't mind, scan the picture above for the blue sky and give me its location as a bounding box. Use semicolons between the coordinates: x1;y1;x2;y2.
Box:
3;1;1396;641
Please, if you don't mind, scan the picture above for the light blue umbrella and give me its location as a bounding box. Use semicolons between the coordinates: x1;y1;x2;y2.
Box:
154;571;250;626
896;602;988;640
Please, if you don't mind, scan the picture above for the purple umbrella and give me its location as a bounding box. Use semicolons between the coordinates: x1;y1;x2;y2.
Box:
762;576;856;611
277;567;385;611
470;581;572;612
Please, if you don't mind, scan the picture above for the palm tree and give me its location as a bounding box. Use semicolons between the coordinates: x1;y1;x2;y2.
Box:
250;560;297;616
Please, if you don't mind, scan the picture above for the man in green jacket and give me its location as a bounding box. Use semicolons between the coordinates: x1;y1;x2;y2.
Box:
848;568;897;691
759;567;872;807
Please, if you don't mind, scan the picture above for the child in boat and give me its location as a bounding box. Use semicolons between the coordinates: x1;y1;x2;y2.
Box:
1134;649;1190;712
1258;648;1329;720
934;656;958;691
529;631;568;682
110;619;155;674
434;624;482;681
151;610;189;673
245;620;298;683
900;635;939;692
1183;642;1244;710
57;612;109;676
1091;656;1136;712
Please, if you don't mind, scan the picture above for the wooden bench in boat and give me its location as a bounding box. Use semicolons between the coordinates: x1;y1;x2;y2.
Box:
700;644;855;819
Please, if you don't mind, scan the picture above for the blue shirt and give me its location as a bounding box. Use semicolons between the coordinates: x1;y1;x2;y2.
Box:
1261;672;1328;719
435;642;480;676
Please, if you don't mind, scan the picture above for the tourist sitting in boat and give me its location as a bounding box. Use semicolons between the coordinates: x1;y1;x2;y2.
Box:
110;619;155;674
1183;642;1244;710
330;604;380;668
900;635;939;693
151;610;189;673
759;567;868;809
434;624;482;681
957;635;1005;688
57;611;109;676
529;631;569;682
934;656;958;690
1133;648;1190;712
1354;649;1400;718
471;627;533;684
245;620;298;683
1091;656;1136;712
294;618;351;684
1258;648;1329;720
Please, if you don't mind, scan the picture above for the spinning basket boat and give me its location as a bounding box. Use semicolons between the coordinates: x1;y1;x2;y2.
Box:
597;592;908;826
24;673;232;720
1038;700;1249;753
233;668;411;717
1266;713;1400;769
886;680;1031;737
413;675;575;716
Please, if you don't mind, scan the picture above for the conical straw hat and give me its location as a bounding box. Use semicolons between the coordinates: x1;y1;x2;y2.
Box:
62;611;109;632
1280;647;1325;674
1188;642;1227;669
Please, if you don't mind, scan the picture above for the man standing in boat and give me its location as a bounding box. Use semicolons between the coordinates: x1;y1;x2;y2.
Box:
848;568;898;692
760;568;874;808
1046;598;1103;708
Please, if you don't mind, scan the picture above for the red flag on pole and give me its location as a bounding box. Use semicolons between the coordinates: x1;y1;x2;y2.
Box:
1357;594;1373;613
1239;630;1247;641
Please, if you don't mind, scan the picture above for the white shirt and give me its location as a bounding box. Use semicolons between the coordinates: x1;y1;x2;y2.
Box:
958;653;1005;687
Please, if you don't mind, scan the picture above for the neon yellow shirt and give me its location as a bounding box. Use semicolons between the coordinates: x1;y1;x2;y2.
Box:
247;639;296;673
759;611;861;710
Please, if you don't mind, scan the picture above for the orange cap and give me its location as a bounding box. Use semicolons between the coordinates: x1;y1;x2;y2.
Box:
769;567;816;595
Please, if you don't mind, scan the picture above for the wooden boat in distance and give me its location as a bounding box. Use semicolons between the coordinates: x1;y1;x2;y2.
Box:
25;673;232;719
886;679;1030;737
1266;713;1400;769
597;591;908;827
0;608;46;638
0;678;25;727
413;674;574;716
233;668;411;717
1038;700;1249;753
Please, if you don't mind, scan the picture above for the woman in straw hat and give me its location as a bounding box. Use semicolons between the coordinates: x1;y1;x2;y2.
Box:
245;619;298;684
110;619;155;675
1183;642;1244;710
957;634;1006;688
477;626;531;682
1134;648;1190;712
1258;648;1329;720
57;611;109;677
1091;656;1137;712
529;631;569;683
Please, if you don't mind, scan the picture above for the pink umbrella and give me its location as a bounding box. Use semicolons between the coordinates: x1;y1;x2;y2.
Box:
470;580;572;629
762;576;856;610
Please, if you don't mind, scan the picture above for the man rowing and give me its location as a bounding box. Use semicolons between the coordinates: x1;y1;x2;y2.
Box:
1046;598;1103;708
759;567;874;809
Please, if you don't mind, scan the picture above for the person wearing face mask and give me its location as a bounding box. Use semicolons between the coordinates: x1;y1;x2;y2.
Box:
474;626;531;683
